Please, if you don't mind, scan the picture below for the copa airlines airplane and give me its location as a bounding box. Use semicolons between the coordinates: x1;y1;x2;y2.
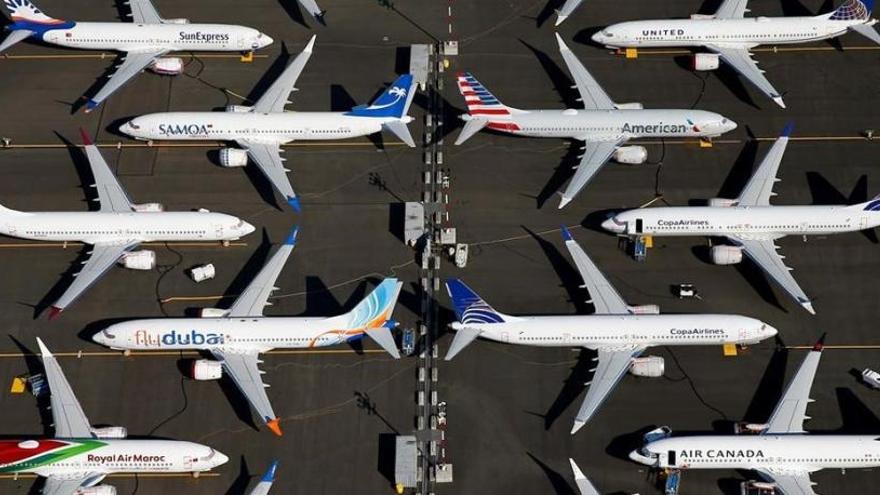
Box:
247;460;279;495
0;0;272;112
93;227;403;437
0;130;254;319
592;0;880;108
445;226;776;434
1;338;228;495
603;124;880;315
454;34;737;209
119;36;417;211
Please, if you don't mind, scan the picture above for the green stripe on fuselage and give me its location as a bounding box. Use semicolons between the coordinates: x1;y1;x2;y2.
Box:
0;440;106;473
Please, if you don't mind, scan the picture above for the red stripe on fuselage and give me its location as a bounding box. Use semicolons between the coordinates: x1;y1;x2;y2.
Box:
469;109;510;116
486;122;520;132
0;440;68;465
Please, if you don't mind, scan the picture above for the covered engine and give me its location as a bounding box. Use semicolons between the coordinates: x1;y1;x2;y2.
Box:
613;146;648;165
148;57;184;76
734;422;769;435
191;359;223;381
741;480;777;494
627;304;660;315
132;203;164;212
708;198;738;207
614;102;644;110
225;105;252;113
693;53;720;71
90;426;128;439
162;18;190;24
219;148;249;168
199;308;229;318
78;486;117;495
711;245;743;265
119;250;156;271
630;356;665;377
690;14;715;19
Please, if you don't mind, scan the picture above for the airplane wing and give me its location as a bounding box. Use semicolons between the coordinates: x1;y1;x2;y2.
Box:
555;34;615;111
85;49;169;112
249;460;279;495
764;339;824;434
569;459;600;495
298;0;325;19
211;349;281;435
555;0;585;26
571;345;645;434
445;327;482;361
49;241;141;318
705;44;785;108
558;138;626;209
127;0;163;24
227;227;298;317
36;339;93;438
79;130;134;213
728;236;815;315
237;140;299;211
755;469;817;495
737;124;791;207
714;0;750;18
560;226;629;314
43;475;106;495
252;35;316;114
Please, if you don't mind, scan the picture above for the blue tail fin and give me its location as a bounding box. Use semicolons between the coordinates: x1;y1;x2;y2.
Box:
446;279;506;324
346;74;414;119
830;0;872;20
861;193;880;211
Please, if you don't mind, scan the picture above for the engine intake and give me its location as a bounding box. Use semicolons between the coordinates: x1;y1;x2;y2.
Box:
78;486;117;495
199;308;229;318
613;146;648;165
708;198;738;207
132;203;164;212
219;148;249;168
614;102;644;110
162;18;190;24
191;359;223;381
90;426;128;439
711;245;743;265
693;53;720;71
734;422;769;435
149;57;184;76
630;356;665;377
119;250;156;271
225;105;252;113
627;304;660;315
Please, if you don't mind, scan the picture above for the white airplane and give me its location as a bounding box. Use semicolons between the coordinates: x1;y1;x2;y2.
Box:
569;458;641;495
0;0;272;112
92;227;403;437
444;226;776;434
0;338;228;495
556;0;585;26
602;124;880;315
630;336;880;495
592;0;880;108
0;130;254;319
247;460;278;495
119;36;417;211
454;34;737;209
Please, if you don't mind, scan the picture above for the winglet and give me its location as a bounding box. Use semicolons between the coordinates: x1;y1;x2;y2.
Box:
303;34;317;53
560;225;574;242
79;128;94;146
558;194;573;210
555;32;570;52
35;337;52;358
772;95;786;109
571;419;585;435
266;418;283;436
555;14;568;27
286;196;301;212
569;458;586;481
262;460;280;482
781;122;794;138
47;306;63;321
283;226;299;246
84;99;99;113
812;333;827;352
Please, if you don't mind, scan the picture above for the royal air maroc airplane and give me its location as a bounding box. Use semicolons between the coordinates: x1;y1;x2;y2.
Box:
0;338;229;495
0;0;272;112
93;227;403;437
592;0;880;108
118;35;417;211
602;124;880;315
0;130;254;319
444;226;776;434
454;34;737;209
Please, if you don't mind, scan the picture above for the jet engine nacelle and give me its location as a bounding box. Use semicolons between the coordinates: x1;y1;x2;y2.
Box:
225;105;252;113
741;480;776;492
149;57;184;76
690;14;715;20
629;356;665;377
191;359;223;381
219;148;249;168
627;304;660;315
711;245;743;265
119;250;156;271
613;146;648;165
78;486;117;495
162;18;190;24
132;202;165;212
693;53;720;71
708;198;738;207
90;426;128;439
734;422;769;435
199;308;230;318
614;102;644;110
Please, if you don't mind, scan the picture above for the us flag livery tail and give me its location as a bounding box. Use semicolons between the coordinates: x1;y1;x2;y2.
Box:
454;72;521;145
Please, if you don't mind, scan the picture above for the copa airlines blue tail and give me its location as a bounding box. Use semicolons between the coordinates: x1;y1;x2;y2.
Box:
446;279;510;324
346;74;415;119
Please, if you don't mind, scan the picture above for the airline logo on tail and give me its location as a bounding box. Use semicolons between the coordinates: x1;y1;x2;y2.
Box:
4;0;63;24
346;74;414;119
446;279;505;325
863;197;880;211
830;0;872;20
456;72;510;117
346;279;399;329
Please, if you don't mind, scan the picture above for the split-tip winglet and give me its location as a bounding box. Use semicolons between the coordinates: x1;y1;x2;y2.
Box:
569;458;586;480
772;96;787;109
266;418;283;437
47;306;63;321
555;15;568;27
813;332;827;352
781;122;795;138
560;225;574;242
286;196;301;212
570;420;585;435
262;460;280;482
801;300;816;315
79;128;94;146
558;195;572;210
303;34;317;53
284;226;299;246
554;32;568;50
84;100;99;113
35;337;51;357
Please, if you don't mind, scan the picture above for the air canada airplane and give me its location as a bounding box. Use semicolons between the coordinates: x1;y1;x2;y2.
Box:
453;34;737;209
592;0;880;108
0;0;272;112
0;130;254;319
630;336;880;495
602;124;880;315
0;338;228;495
93;227;403;437
445;227;776;434
248;460;279;495
119;36;417;211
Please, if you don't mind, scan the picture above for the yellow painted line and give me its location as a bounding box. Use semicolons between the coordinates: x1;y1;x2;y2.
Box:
3;141;406;149
0;349;385;359
624;46;880;56
0;472;221;480
0;242;247;249
2;53;268;60
785;345;880;350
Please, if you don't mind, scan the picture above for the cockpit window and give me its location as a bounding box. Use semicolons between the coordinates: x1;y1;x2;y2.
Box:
200;449;216;462
603;30;613;37
129;122;141;130
102;329;116;340
721;118;728;124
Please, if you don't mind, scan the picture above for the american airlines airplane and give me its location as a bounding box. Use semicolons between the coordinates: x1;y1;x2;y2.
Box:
247;460;279;495
630;336;878;495
556;0;585;26
0;0;272;112
119;36;417;211
592;0;880;108
1;338;228;495
93;228;403;437
0;130;254;319
602;124;880;315
444;227;776;434
454;34;737;209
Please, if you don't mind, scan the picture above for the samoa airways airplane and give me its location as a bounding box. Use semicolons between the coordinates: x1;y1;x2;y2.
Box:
602;124;880;315
93;227;403;437
118;36;417;211
0;130;254;319
0;338;228;495
0;0;272;112
592;0;880;108
454;34;737;209
444;226;776;434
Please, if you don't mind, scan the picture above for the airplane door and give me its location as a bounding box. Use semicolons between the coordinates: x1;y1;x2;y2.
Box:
635;219;643;234
214;224;223;238
667;450;676;467
861;216;869;230
563;333;572;345
184;456;194;470
501;332;510;343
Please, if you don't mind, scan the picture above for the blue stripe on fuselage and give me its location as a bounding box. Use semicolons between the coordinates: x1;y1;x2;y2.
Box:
9;19;76;38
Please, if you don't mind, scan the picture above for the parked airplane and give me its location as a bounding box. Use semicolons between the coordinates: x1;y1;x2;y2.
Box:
119;36;417;211
603;124;880;315
453;34;736;209
630;336;878;495
592;0;880;108
248;460;279;495
0;338;228;494
93;227;403;436
0;0;272;112
0;130;254;319
444;226;776;434
556;0;585;26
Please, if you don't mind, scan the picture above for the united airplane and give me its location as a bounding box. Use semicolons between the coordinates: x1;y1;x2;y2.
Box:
0;338;228;495
0;130;254;319
119;36;417;211
592;0;880;108
93;227;403;437
444;226;776;434
0;0;272;112
603;124;880;315
454;34;736;209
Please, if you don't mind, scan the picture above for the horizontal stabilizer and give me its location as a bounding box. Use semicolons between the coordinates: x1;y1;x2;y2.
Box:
383;120;415;147
366;323;401;359
0;30;33;53
445;327;482;361
454;118;488;145
851;23;880;45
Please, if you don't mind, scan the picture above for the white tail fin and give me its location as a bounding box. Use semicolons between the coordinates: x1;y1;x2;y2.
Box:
3;0;61;23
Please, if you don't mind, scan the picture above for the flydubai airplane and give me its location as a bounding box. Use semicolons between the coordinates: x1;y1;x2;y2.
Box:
0;0;272;112
0;130;254;319
556;0;586;26
592;0;880;108
444;226;776;434
629;336;879;495
1;338;228;495
454;34;737;209
602;124;880;315
119;36;417;211
93;227;403;437
248;460;279;495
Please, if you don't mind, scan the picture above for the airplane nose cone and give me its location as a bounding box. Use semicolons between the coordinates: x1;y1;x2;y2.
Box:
725;119;738;132
601;217;623;233
261;34;274;47
119;121;133;135
628;449;643;462
591;32;602;43
244;222;256;235
213;451;229;467
765;325;779;337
